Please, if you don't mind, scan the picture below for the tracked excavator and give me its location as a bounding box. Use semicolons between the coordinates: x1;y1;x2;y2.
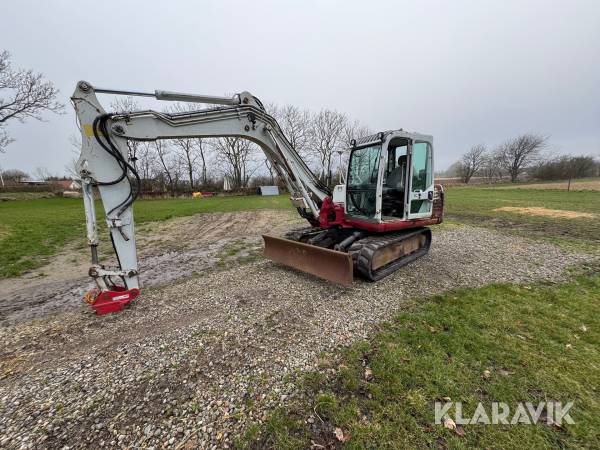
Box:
71;81;444;315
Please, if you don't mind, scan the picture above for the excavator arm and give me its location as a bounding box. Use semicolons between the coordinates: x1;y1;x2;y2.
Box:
71;81;334;314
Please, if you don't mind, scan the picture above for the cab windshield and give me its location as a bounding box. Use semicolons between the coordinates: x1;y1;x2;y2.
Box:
346;145;381;217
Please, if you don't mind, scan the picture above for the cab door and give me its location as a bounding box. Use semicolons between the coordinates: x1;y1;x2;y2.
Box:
406;141;434;219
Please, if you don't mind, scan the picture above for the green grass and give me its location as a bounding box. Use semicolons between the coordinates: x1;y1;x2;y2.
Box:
444;187;600;251
2;185;599;277
0;194;292;278
2;186;598;277
245;272;600;449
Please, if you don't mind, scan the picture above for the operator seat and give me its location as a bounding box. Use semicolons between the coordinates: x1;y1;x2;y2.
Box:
382;155;407;217
386;155;407;191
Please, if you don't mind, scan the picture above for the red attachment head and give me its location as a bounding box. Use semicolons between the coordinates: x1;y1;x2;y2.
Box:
319;196;345;228
84;286;140;315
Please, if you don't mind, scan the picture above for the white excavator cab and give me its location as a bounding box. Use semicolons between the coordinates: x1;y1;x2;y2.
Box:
343;131;435;224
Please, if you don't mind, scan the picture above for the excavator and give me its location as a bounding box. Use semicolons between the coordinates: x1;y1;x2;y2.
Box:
71;81;444;315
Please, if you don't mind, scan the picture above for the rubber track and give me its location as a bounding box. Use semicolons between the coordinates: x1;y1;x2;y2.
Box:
348;227;432;281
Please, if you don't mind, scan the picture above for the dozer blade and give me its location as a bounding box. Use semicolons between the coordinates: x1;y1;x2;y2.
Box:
263;235;354;286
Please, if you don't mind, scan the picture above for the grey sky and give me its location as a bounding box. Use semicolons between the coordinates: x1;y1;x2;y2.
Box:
2;0;599;174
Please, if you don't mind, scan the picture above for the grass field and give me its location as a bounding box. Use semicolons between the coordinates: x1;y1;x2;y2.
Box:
246;272;600;449
444;186;600;251
1;184;599;278
0;195;291;278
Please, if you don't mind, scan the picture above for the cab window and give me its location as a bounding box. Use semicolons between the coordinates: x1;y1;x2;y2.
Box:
411;142;432;192
346;145;381;217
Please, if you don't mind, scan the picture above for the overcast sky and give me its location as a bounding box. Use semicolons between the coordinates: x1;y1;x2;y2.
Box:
2;0;599;175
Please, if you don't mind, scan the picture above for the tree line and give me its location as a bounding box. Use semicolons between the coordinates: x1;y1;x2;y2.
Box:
448;134;599;184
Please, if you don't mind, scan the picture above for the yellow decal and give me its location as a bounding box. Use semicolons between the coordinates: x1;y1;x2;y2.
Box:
83;124;103;137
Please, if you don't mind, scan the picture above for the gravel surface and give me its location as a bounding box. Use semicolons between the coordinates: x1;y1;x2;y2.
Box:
0;222;595;449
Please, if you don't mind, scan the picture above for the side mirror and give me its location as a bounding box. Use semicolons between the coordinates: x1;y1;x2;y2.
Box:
428;190;434;201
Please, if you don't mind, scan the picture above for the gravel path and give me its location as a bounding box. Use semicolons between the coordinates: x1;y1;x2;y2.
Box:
0;224;595;449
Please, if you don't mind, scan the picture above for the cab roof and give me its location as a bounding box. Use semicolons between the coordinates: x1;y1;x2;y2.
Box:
350;129;433;149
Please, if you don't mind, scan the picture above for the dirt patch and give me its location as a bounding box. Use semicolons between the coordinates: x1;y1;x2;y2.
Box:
494;206;595;219
0;209;304;326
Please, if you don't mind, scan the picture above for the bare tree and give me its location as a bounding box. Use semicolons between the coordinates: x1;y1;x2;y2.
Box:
64;134;83;179
266;103;372;186
154;140;177;195
64;157;79;180
264;158;276;184
269;104;312;157
458;144;487;183
0;168;29;182
0;127;10;151
267;103;313;184
339;119;372;182
196;139;210;187
496;133;548;182
213;137;259;189
33;166;52;181
109;95;139;114
135;141;157;184
480;153;503;183
0;50;64;152
309;109;348;184
110;96;142;167
166;103;211;190
171;156;184;193
173;136;198;190
343;118;372;144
